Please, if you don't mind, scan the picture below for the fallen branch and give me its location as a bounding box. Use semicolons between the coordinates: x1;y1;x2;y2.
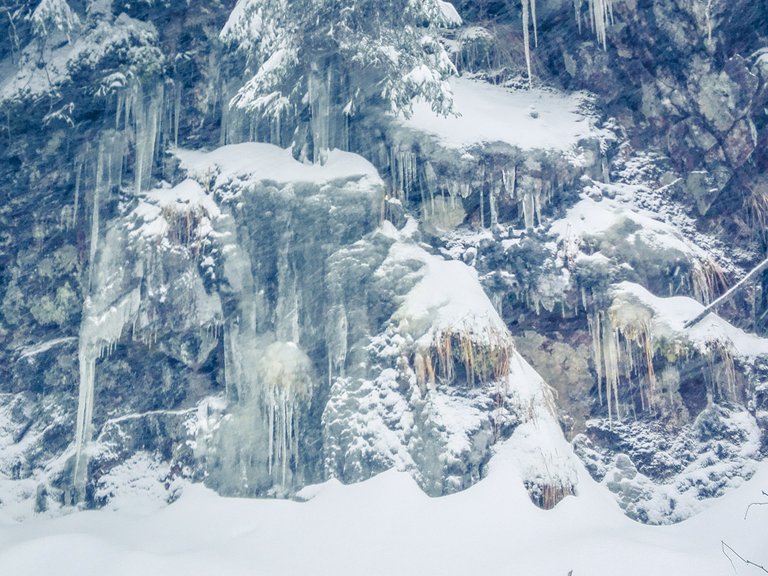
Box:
722;541;768;574
685;256;768;329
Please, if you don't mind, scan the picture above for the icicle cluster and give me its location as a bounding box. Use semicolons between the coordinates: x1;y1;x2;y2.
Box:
256;342;315;484
586;286;741;423
574;0;616;50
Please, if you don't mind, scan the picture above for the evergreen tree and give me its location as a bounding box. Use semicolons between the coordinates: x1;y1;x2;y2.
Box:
221;0;461;162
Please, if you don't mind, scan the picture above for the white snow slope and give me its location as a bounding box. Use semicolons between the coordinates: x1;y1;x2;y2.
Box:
401;77;602;151
1;442;766;576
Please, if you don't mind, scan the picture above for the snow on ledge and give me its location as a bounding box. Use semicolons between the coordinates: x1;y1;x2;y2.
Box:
382;241;510;349
612;281;768;358
174;143;384;188
400;77;602;152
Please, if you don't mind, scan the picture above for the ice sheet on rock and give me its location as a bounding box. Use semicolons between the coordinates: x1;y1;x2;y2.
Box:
399;77;602;152
174;143;383;189
612;281;768;358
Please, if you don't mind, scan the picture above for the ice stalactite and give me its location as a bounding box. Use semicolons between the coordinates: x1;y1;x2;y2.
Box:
71;159;82;229
705;340;737;401
413;329;514;389
132;83;164;194
309;65;332;164
390;146;419;201
604;323;621;421
589;310;622;421
609;301;659;413
704;0;717;44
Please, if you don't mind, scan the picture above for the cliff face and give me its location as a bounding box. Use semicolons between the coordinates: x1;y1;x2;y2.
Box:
0;0;766;523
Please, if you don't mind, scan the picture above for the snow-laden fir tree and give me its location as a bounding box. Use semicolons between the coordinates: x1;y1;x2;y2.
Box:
29;0;80;40
221;0;461;163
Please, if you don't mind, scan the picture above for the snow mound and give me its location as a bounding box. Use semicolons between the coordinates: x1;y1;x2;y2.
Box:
384;241;510;348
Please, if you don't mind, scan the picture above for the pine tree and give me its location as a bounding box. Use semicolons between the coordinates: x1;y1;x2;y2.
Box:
221;0;461;163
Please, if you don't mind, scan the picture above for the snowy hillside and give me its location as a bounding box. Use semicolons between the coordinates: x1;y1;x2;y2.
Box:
1;0;767;573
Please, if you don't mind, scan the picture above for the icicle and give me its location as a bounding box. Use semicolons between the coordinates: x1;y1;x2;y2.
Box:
603;322;621;421
131;82;164;195
72;160;82;229
173;82;182;148
583;0;613;50
523;191;535;230
588;312;604;406
521;0;533;88
87;148;103;291
574;0;583;33
489;181;499;228
479;185;485;228
308;64;332;164
73;346;96;495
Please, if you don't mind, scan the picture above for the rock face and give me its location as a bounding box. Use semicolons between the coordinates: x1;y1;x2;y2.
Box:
1;0;767;524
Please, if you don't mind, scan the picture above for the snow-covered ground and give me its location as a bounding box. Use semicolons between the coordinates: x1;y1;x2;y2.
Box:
1;442;766;576
401;77;602;151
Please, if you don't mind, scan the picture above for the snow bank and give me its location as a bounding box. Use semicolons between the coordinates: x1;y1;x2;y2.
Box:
1;448;766;576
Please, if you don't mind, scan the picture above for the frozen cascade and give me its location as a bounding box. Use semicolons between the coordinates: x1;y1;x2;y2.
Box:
574;0;616;49
73;288;142;495
217;324;316;493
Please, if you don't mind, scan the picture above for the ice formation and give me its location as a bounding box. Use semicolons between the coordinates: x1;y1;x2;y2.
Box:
574;0;617;50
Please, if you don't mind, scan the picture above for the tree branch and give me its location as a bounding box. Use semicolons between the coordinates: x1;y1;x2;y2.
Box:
722;541;768;574
744;491;768;520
